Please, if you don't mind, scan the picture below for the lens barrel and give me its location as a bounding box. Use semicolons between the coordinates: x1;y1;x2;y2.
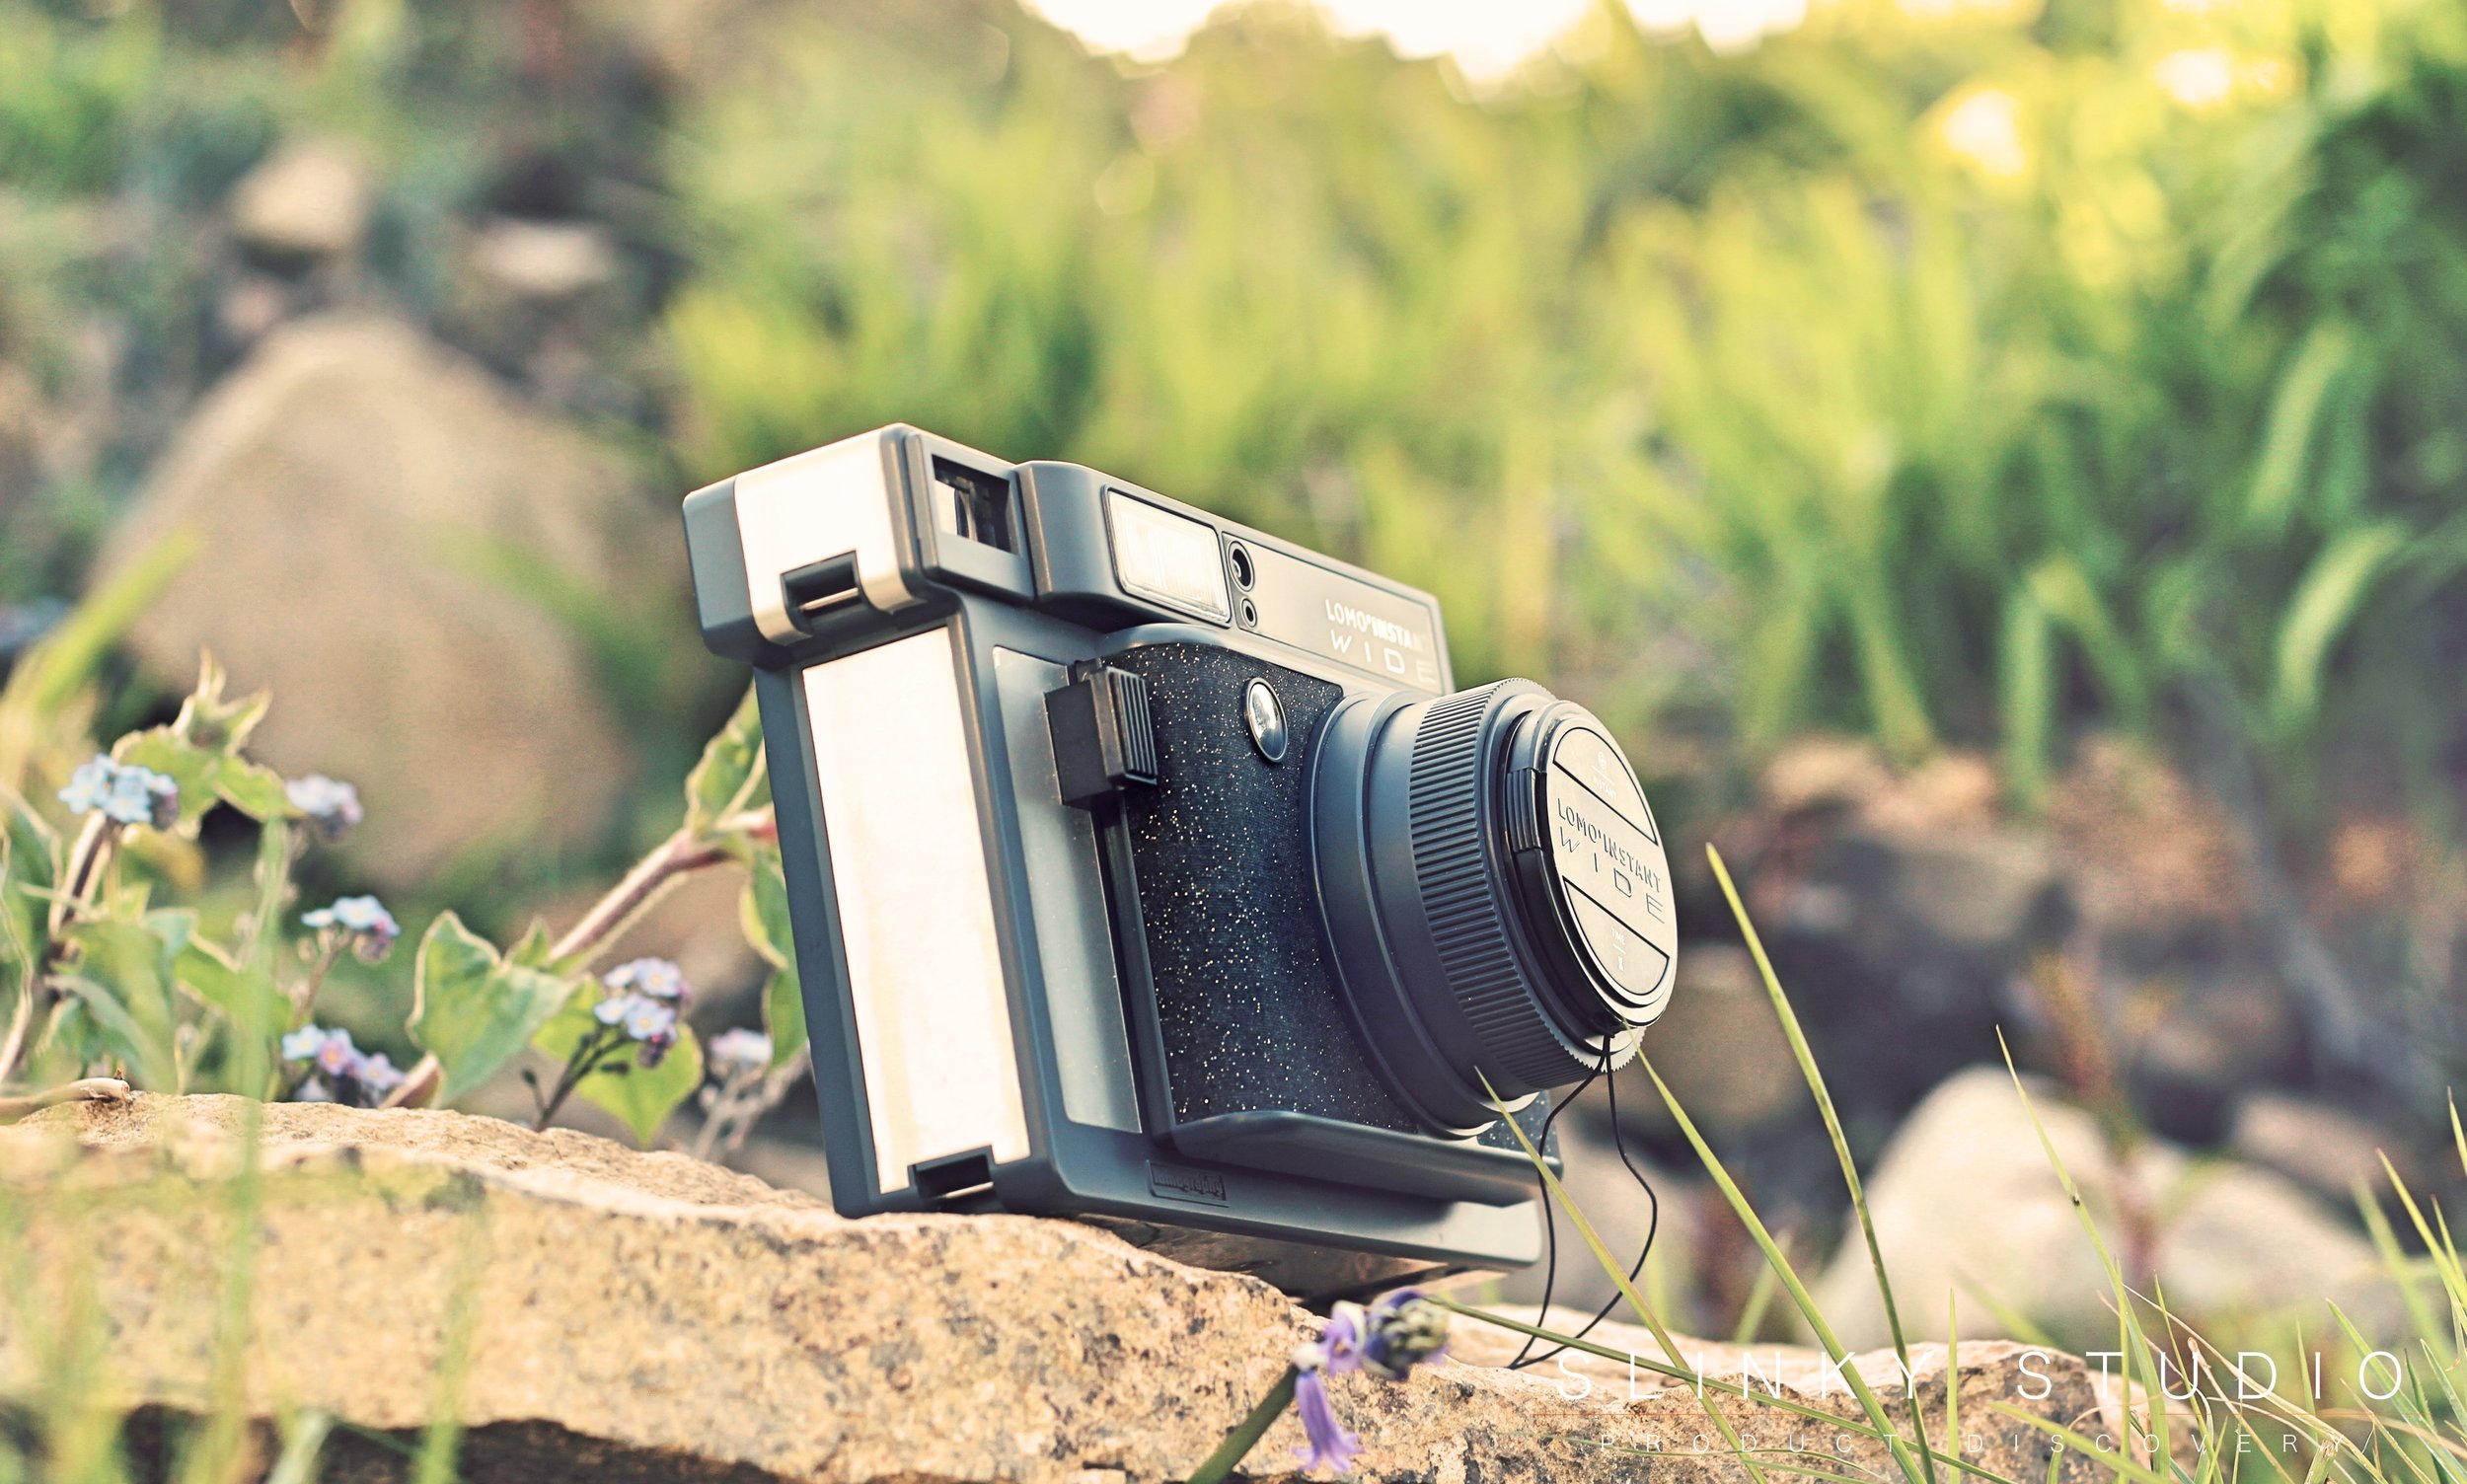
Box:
1311;680;1679;1135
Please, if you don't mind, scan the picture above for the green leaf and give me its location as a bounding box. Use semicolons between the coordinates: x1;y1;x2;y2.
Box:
762;971;805;1071
61;918;182;1090
533;998;704;1147
685;686;769;840
112;728;221;834
177;938;280;1026
170;651;272;756
2245;320;2355;539
177;936;284;1093
1997;588;2051;814
112;730;298;834
2273;521;2410;729
739;852;792;966
407;913;581;1103
742;853;805;1069
212;756;294;822
0;799;55;1002
11;530;197;718
505;919;558;970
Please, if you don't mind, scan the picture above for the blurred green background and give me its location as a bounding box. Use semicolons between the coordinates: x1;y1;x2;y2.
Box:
7;0;2464;838
4;0;2466;1336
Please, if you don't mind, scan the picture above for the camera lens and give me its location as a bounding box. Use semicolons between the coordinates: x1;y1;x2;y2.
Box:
1310;681;1678;1135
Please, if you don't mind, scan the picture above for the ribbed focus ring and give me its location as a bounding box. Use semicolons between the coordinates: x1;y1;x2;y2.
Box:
1404;685;1583;1091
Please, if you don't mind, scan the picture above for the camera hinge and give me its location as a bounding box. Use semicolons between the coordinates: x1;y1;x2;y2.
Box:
1046;662;1160;807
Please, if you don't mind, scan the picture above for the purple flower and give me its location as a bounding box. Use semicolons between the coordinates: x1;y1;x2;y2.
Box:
604;956;691;1005
280;1023;404;1106
1288;1289;1447;1475
313;1026;362;1078
303;894;399;962
708;1027;773;1077
635;1025;678;1070
356;1052;406;1097
59;755;179;829
285;774;363;843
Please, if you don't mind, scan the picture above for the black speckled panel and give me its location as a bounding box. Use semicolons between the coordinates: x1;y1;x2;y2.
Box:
1109;643;1552;1157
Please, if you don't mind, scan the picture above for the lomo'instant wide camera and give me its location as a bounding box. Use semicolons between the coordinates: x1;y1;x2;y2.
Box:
684;425;1678;1298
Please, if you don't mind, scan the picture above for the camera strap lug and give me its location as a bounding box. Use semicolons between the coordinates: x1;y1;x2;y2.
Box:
1046;662;1160;807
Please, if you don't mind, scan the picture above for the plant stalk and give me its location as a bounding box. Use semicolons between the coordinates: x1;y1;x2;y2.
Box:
381;807;771;1110
1183;1365;1297;1484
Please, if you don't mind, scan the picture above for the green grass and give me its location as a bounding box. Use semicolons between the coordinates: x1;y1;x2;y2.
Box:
1437;844;2467;1484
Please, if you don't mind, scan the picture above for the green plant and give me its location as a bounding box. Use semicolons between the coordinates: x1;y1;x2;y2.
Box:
0;642;799;1150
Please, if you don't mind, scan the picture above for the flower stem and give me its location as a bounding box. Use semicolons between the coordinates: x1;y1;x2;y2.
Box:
0;1076;130;1123
381;807;771;1111
531;1027;623;1132
0;812;119;1086
1184;1366;1297;1484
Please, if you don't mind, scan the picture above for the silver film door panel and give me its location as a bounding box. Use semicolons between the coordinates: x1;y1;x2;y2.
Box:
803;629;1031;1191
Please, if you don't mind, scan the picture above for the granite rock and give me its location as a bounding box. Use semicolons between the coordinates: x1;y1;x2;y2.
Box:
94;315;668;889
3;1093;2113;1484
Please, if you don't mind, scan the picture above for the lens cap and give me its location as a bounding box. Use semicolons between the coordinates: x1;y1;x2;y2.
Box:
1311;680;1680;1135
1507;712;1677;1031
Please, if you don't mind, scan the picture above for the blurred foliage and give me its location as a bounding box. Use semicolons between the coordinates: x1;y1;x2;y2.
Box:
2;0;2465;870
666;0;2467;846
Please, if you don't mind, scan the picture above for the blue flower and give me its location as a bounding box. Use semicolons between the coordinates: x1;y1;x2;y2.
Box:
285;774;363;842
708;1027;773;1077
1288;1288;1448;1475
58;755;179;829
280;1025;329;1062
589;991;683;1069
303;895;399;962
621;997;677;1042
604;956;692;1005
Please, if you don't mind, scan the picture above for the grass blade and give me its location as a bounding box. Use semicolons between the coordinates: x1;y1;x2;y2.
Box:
1709;844;1942;1484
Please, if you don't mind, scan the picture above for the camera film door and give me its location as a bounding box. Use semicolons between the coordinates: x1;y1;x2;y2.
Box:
801;628;1032;1192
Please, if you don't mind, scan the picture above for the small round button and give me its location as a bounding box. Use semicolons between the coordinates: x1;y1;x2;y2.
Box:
1243;678;1289;763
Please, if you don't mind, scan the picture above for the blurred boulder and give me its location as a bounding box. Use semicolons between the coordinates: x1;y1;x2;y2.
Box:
228;140;369;265
2231;1092;2403;1210
1619;943;1800;1135
467;217;624;305
0;362;39;508
2048;735;2246;951
97;315;669;890
1706;740;2068;1143
2124;976;2302;1146
1811;1068;2397;1351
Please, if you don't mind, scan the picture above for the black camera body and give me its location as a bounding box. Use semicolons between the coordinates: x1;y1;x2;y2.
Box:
685;425;1677;1298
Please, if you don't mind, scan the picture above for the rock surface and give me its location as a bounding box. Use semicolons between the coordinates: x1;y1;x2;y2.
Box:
95;316;670;889
229;140;371;262
3;1094;2111;1484
1808;1068;2398;1351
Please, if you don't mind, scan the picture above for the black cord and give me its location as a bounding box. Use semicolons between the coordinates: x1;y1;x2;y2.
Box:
1506;1048;1662;1370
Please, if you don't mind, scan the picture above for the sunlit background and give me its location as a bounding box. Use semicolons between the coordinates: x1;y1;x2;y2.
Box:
4;0;2467;1357
1027;0;1819;70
